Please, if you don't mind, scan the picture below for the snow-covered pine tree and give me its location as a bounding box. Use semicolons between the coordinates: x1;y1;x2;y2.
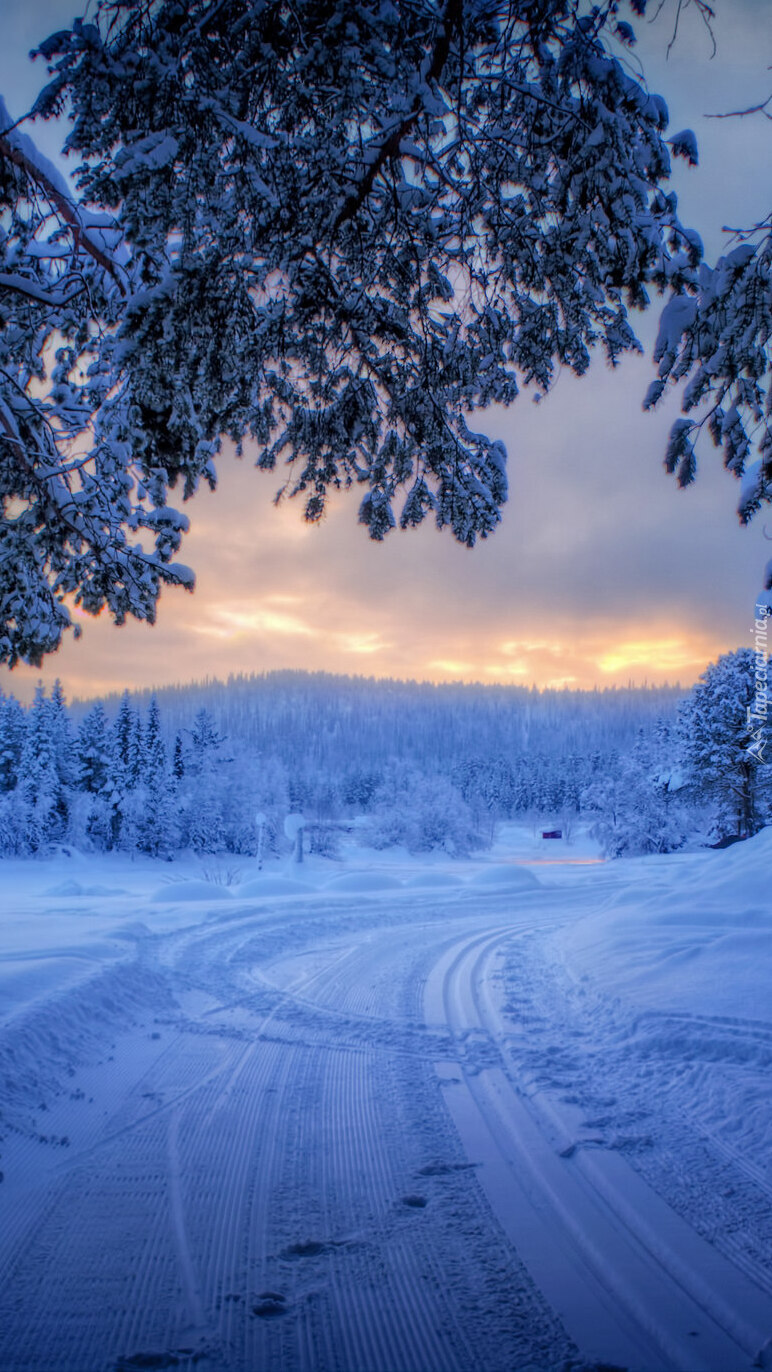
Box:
1;1;706;663
452;756;515;841
583;725;689;858
679;647;770;840
172;734;185;784
341;768;382;813
76;703;111;795
14;684;61;850
181;707;227;853
70;700;114;849
0;692;29;854
47;679;74;835
108;691;142;848
185;708;224;774
136;695;179;856
141;696;166;780
0;693;26;793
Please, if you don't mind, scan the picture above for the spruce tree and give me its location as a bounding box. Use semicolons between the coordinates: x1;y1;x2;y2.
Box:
76;703;111;795
680;648;770;840
137;696;178;855
0;694;26;793
108;691;142;847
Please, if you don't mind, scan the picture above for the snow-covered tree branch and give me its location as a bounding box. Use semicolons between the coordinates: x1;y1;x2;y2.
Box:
0;0;721;664
0;95;195;667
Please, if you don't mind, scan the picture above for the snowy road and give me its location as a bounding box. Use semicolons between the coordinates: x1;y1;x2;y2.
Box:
1;867;772;1371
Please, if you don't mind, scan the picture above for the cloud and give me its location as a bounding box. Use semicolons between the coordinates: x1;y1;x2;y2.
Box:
193;603;319;640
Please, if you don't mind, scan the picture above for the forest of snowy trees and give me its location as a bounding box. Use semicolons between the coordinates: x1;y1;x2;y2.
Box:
0;654;767;862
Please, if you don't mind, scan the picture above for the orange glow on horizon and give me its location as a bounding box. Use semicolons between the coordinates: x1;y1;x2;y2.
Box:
2;603;735;705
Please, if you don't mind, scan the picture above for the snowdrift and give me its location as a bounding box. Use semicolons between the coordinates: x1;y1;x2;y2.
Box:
150;879;233;902
323;872;404;893
238;876;313;897
470;864;541;889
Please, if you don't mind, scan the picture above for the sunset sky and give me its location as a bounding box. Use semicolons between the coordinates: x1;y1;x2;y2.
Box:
2;1;771;702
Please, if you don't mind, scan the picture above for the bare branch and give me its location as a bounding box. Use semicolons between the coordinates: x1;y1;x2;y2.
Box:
706;93;772;120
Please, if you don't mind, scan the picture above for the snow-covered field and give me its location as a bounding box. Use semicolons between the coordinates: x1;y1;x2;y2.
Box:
1;826;771;1372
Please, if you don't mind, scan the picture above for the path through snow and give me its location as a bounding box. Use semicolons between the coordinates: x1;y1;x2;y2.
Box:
1;835;771;1371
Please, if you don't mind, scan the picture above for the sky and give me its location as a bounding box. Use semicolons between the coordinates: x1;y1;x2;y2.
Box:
1;1;771;702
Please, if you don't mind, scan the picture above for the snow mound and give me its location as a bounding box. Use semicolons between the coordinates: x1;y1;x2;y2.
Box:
43;880;128;898
634;829;772;929
470;865;541;889
0;957;174;1135
403;872;463;888
238;877;311;897
150;880;233;902
324;872;404;893
693;826;772;908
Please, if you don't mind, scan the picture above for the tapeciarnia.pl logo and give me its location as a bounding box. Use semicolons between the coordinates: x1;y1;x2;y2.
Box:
747;605;769;764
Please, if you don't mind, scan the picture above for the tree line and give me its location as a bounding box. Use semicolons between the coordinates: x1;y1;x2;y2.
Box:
0;650;767;860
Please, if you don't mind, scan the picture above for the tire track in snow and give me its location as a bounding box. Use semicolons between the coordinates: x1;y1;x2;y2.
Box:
245;1043;316;1372
507;935;772;1314
271;920;527;1372
239;922;473;1371
427;921;772;1371
0;889;658;1370
167;1105;206;1333
473;930;772;1366
0;1107;182;1369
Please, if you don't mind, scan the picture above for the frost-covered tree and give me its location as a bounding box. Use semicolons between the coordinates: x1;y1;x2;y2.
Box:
185;708;224;773
185;783;225;855
582;725;689;856
75;702;111;795
366;763;478;854
0;95;193;670
0;693;26;792
172;733;185;783
135;696;179;855
679;646;770;840
47;679;74;829
106;691;142;846
141;696;166;778
70;701;114;848
341;768;382;812
13;683;67;848
1;0;706;664
179;707;227;852
453;755;515;839
112;692;142;786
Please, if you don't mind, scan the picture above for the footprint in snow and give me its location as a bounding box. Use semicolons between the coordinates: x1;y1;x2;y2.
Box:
252;1292;287;1318
281;1239;331;1258
401;1193;428;1208
280;1237;358;1259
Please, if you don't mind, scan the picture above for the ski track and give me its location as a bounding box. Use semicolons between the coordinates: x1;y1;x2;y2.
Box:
1;886;771;1370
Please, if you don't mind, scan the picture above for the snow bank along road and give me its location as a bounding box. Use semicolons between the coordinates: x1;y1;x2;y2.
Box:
1;870;772;1371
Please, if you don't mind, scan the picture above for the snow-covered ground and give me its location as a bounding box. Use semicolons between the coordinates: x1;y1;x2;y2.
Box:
1;826;771;1371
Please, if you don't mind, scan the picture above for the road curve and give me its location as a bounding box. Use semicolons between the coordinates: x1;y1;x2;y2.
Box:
0;884;770;1371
